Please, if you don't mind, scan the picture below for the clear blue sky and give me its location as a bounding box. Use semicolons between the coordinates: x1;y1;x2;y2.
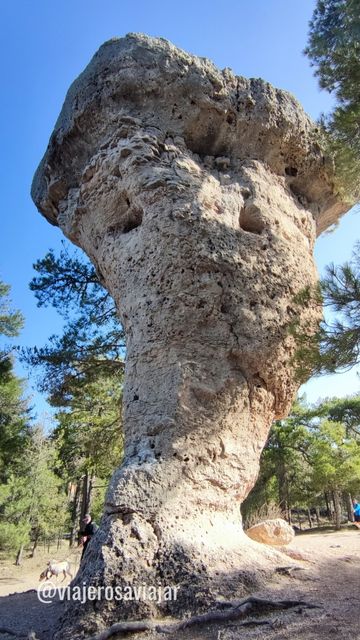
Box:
0;0;358;418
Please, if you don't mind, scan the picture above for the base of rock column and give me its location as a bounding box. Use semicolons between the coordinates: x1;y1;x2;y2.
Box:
54;511;290;640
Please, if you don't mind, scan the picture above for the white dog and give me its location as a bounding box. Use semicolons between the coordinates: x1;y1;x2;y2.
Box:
40;560;73;582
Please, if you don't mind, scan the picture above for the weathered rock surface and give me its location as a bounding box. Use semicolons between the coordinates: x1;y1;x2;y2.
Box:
31;34;352;638
246;519;295;546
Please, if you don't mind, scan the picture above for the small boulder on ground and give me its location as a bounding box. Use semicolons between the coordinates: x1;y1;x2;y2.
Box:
246;518;295;546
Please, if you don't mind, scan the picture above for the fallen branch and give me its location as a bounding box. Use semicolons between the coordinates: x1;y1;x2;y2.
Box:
85;596;320;640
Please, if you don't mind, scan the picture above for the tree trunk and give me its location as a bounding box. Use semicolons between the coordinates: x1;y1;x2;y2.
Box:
287;508;292;525
345;493;354;522
80;471;94;525
307;508;313;529
69;482;81;547
277;455;289;521
30;531;39;558
315;506;320;527
31;34;350;640
80;472;89;522
15;544;24;566
324;492;332;520
333;490;342;530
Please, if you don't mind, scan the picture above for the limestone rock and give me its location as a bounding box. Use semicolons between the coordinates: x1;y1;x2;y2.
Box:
246;519;295;546
31;34;353;638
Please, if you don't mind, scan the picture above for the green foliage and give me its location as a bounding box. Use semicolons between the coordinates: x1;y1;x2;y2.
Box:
305;0;360;101
0;281;24;339
0;280;30;483
301;1;360;377
308;419;360;493
0;373;30;481
0;521;30;553
90;485;108;524
305;0;360;201
0;280;73;554
0;280;24;381
292;243;360;378
24;244;125;529
243;395;360;525
53;371;123;482
24;244;125;403
0;428;67;553
243;399;313;520
319;247;360;370
314;395;360;437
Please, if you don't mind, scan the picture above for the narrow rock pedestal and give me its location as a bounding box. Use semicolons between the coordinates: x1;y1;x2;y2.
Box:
32;34;351;638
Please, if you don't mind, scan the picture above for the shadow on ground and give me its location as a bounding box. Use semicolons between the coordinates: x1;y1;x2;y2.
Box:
0;590;64;639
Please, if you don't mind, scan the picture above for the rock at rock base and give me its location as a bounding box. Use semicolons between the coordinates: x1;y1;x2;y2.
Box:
246;518;295;546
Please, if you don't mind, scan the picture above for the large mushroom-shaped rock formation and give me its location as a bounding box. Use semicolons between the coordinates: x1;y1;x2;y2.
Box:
32;34;351;636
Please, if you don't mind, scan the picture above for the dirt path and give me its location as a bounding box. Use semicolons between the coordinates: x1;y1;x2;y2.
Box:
0;544;81;639
0;546;81;597
0;528;359;639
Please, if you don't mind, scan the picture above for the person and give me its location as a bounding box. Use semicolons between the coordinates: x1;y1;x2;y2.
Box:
80;514;98;561
352;499;360;529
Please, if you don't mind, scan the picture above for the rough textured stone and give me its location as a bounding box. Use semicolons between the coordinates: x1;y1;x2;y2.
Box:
246;519;295;546
31;34;352;638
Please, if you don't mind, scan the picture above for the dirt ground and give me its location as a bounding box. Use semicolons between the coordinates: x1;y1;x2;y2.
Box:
0;527;360;639
0;542;81;639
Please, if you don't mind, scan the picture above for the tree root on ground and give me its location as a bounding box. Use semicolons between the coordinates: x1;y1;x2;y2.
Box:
85;596;320;640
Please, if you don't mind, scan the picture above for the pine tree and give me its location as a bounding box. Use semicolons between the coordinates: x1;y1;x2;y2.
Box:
0;280;29;481
0;427;67;562
305;0;360;201
244;396;360;529
292;242;360;377
24;245;124;402
308;418;360;529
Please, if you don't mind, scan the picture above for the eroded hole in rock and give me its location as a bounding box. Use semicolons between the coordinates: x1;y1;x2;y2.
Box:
290;183;309;207
122;206;143;233
239;206;264;235
241;187;252;200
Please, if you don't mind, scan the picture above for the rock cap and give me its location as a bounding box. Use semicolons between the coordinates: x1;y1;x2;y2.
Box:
32;33;350;234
